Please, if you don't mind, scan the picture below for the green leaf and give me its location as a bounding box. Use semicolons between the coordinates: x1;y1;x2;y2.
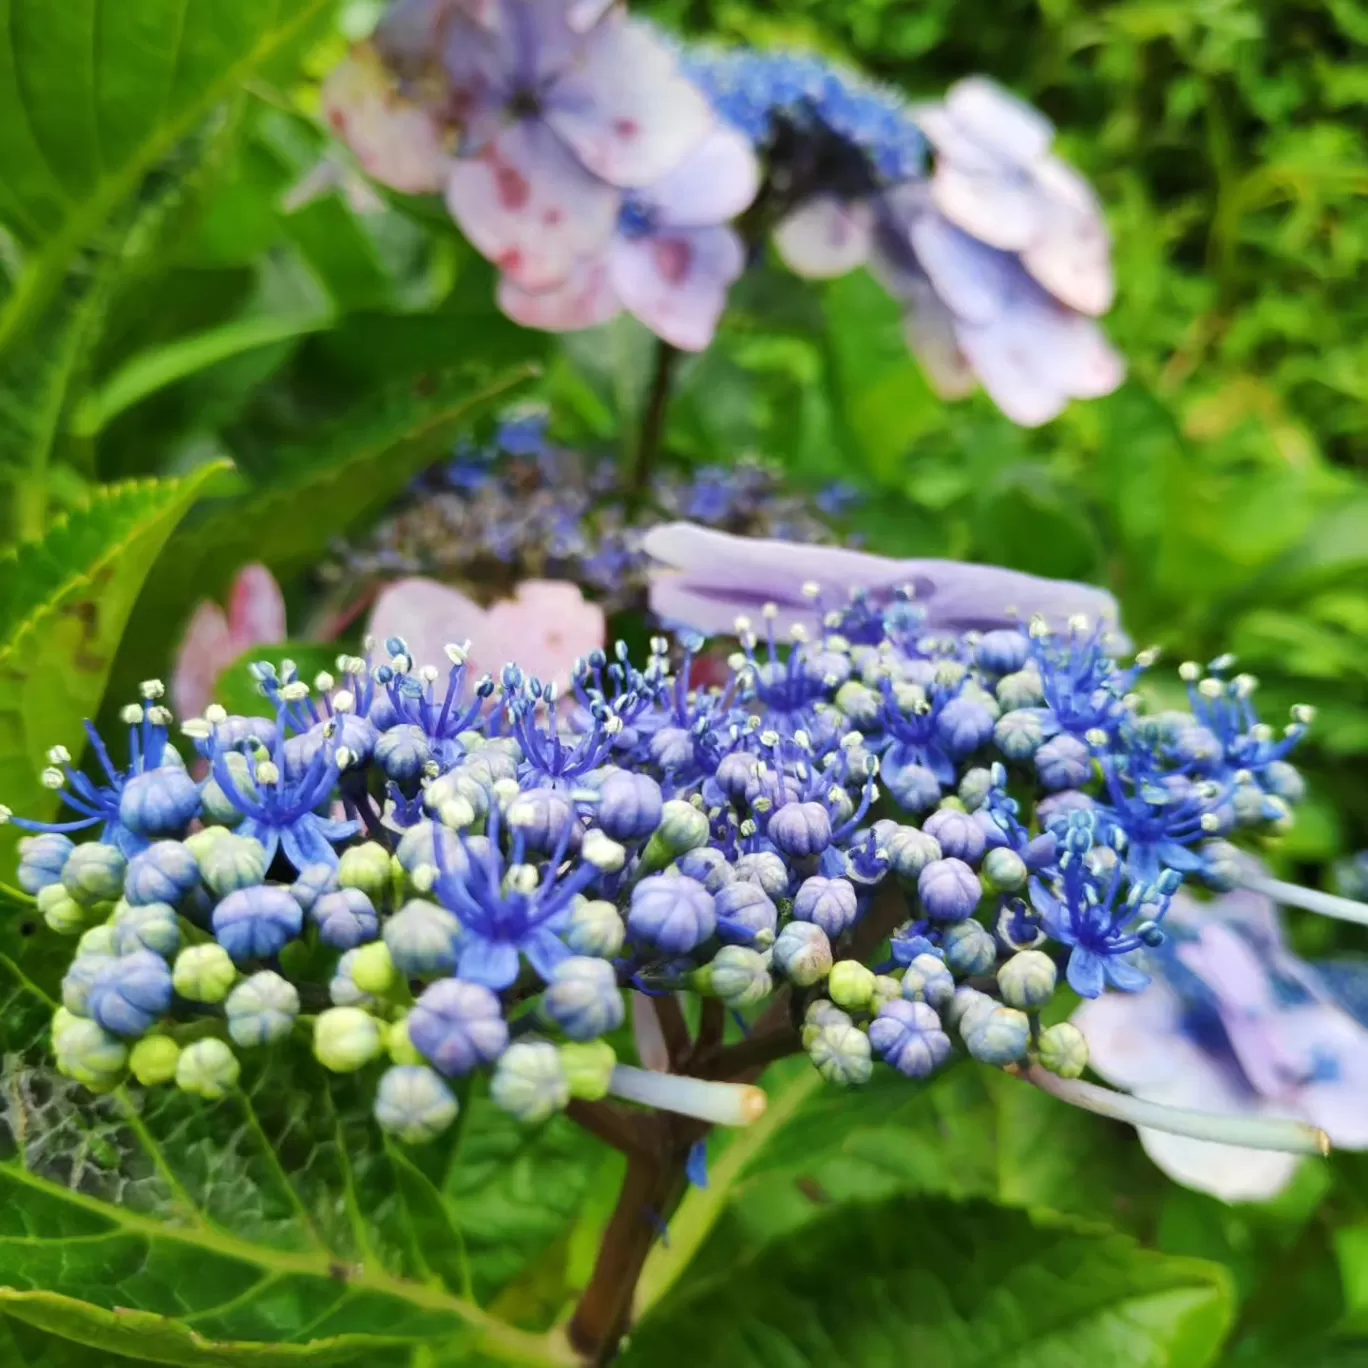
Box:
0;1316;116;1366
0;464;232;880
0;0;333;358
624;1196;1234;1368
105;361;537;712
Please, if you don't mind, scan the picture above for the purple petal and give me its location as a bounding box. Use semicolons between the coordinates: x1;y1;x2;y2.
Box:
909;210;1017;326
774;195;875;279
609;225;744;352
1073;979;1188;1092
458;937;521;990
446;119;619;292
497;257;622;333
523;927;573;982
900;275;976;399
1102;953;1151;993
647;124;759;229
941;76;1055;164
1065;945;1107;999
928;165;1041;255
544;16;713;188
1020;159;1114;316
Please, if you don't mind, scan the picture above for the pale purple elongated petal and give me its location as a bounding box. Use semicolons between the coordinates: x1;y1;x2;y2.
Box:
497;257;623;332
322;55;450;195
928;163;1041;254
609;225;744;352
648;124;760;229
446;120;619;291
1019;159;1114;316
1176;923;1279;1018
774;196;875;278
544;16;713;187
567;0;617;30
1072;979;1187;1093
900;277;976;399
642;522;1128;641
942;76;1055;165
1135;1070;1305;1203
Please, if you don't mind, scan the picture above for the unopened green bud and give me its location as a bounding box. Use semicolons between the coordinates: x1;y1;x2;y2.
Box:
129;1035;182;1086
701;945;772;1008
561;1040;617;1101
828;960;876;1012
490;1041;570;1124
226;971;300;1047
563;898;625;959
869;974;902;1013
314;1007;384;1073
834;680;882;729
996;668;1044;710
1038;1022;1089;1079
350;940;398;996
997;950;1057;1010
641;800;709;869
38;883;91;934
199;834;268;898
51;1005;81;1047
773;921;832;987
77;924;119;958
176;1038;240;1099
61;843;126;906
338;842;393;904
54;1017;128;1091
373;1065;459;1143
386;1014;423;1066
173;943;237;1003
808;1019;872;1086
981;847;1028;894
957;767;994;811
964;1006;1030;1066
183;825;233;864
947;985;996;1038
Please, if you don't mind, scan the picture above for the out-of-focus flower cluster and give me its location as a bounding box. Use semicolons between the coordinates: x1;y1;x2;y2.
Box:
321;0;1123;425
320;412;859;615
2;535;1313;1145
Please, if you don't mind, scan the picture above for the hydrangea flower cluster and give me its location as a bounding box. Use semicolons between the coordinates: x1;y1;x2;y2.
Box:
3;536;1320;1152
321;0;1123;425
320;412;858;615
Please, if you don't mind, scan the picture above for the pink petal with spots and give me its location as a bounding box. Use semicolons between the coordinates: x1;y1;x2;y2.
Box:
648;124;760;228
172;601;236;722
774;195;875;279
609;225;744;352
484;580;605;689
367;577;492;678
227;565;287;655
544;16;713;187
497;258;622;332
321;54;450;194
446;119;619;291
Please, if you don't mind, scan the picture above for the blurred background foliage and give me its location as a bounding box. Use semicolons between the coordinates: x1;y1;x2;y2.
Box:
1;1;1368;1365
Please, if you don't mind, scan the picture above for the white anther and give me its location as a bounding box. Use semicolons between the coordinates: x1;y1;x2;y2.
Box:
120;705;145;725
331;690;355;714
444;642;469;666
46;745;70;766
205;704;228;725
1178;662;1201;682
39;767;64;790
140;679;165;700
314;671;335;693
256;761;281;785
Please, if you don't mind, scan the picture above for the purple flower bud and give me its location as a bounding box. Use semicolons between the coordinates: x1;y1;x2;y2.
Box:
714;751;760;802
542;956;624;1041
675;846;734;894
17;833;73;895
936;696;995;758
312;888;380;951
792;876;858;938
714;881;778;945
291;862;338;914
507;787;581;854
62;953;114;1016
901;952;955;1010
1263;760;1305;804
922;809;987;865
993;708;1050;762
408;978;509;1078
1035;789;1093;825
118;766;201;838
212;886;304;963
768;801;832;859
88;950;173;1038
384;899;462;975
976;629;1029;676
649;726;695;771
882;757;942;812
125;840;201;907
773;921;832;986
595;770;663;843
395;823;468;878
212;715;277;751
1035;733;1093;791
964;1005;1030;1065
942;919;997;976
375;724;433;784
733;851;789;899
917;858;981;921
869;999;951;1079
628;874;717;953
113;902;181;958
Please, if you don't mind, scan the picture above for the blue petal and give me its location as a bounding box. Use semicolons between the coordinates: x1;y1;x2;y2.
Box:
1102;954;1151;994
1066;946;1106;999
458;937;521;990
523;928;572;983
686;1139;709;1189
1156;840;1205;874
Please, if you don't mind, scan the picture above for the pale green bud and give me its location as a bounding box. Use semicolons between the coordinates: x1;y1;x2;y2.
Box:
385;1014;423;1066
61;843;126;906
964;1006;1030;1066
39;882;92;934
561;1040;617;1101
77;924;119;958
643;799;709;866
176;1038;240;1099
773;921;832;987
828;960;876;1012
226;971;300;1047
183;825;233;864
563;897;626;959
173;943;237;1003
314;1007;384;1073
703;946;772;1009
374;1065;459;1144
869;973;902;1013
1038;1022;1089;1079
55;1017;128;1091
338;842;393;904
350;940;398;996
199;833;268;898
981;847;1028;894
808;1020;872;1086
51;1006;82;1048
129;1035;182;1086
997;950;1057;1011
490;1041;570;1124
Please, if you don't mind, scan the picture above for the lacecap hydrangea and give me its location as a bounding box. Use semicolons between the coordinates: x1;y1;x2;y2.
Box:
2;555;1332;1158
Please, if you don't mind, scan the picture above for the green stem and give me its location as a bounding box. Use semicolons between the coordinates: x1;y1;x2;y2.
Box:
629;340;679;501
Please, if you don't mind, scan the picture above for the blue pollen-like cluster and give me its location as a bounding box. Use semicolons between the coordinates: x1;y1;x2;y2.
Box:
681;47;927;184
3;608;1309;1141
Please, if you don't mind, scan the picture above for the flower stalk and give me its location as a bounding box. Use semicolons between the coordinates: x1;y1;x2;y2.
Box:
1238;871;1368;929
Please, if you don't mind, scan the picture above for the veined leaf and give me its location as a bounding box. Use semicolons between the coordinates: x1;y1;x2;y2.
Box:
626;1196;1233;1368
0;465;231;880
0;0;334;359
